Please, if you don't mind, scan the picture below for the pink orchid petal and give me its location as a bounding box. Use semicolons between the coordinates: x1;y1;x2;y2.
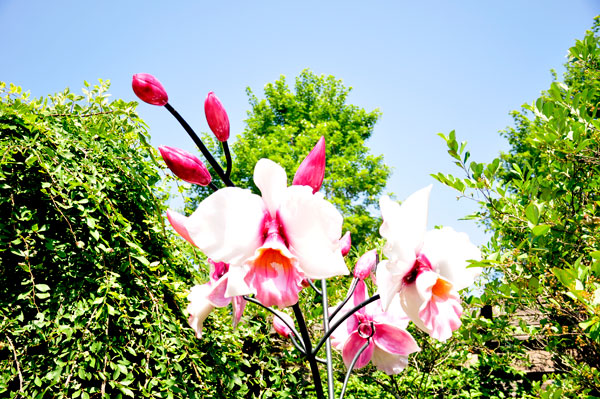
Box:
370;348;410;375
353;279;369;307
207;276;232;308
278;185;348;279
342;332;375;370
254;159;287;218
292;136;326;194
400;271;438;333
419;292;463;342
232;295;247;329
373;323;420;355
421;227;481;291
186;187;265;266
166;209;196;247
225;264;252;298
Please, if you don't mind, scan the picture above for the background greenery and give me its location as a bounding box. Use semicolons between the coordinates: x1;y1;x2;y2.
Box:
2;17;600;398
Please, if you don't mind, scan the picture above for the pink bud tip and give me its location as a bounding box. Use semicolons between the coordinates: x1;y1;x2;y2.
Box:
166;209;196;247
353;249;378;280
273;312;294;338
340;231;352;257
292;136;326;193
132;73;168;106
204;92;230;141
158;146;212;186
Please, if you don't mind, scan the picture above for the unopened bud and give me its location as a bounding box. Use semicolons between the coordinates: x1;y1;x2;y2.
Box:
353;249;378;280
204;92;230;141
159;146;212;186
273;312;294;338
340;231;351;257
292;136;325;194
132;73;168;106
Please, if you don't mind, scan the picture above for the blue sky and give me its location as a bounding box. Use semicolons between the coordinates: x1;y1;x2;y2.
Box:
2;1;598;246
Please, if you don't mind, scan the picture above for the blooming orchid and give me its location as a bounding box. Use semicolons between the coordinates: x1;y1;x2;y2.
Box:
376;185;481;342
331;280;420;374
187;260;247;338
169;158;348;308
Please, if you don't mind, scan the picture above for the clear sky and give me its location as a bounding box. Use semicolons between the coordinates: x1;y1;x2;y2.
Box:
2;1;598;246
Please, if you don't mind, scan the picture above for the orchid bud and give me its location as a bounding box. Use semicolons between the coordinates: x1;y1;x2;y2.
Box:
132;73;168;106
273;312;294;338
353;249;378;280
204;92;230;141
293;136;325;193
158;146;212;186
340;231;352;257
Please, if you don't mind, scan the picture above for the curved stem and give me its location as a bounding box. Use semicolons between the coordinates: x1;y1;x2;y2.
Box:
313;294;380;355
164;103;234;187
307;279;323;296
292;303;324;399
222;141;232;178
328;278;358;322
339;339;371;399
320;279;334;399
242;296;304;349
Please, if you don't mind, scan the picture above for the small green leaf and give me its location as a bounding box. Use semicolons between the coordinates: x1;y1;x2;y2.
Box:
532;224;551;236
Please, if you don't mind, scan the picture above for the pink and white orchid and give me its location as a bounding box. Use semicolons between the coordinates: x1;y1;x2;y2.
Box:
170;158;348;308
187;260;247;338
330;280;420;374
376;185;481;342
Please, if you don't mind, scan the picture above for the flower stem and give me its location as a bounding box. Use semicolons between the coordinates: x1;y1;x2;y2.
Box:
339;339;371;399
320;279;334;399
221;141;232;178
292;303;324;399
164;103;234;187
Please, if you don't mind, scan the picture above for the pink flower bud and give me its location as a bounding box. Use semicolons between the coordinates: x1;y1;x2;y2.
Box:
353;249;378;280
158;146;212;186
204;92;230;141
132;73;168;106
273;312;294;338
340;231;352;257
293;136;326;193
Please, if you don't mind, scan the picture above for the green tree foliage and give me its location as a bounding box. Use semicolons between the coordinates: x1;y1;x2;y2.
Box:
190;69;391;245
0;81;313;398
434;17;600;397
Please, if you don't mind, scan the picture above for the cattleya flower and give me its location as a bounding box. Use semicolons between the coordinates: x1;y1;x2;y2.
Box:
158;146;211;186
132;73;168;106
376;185;481;342
330;280;420;374
169;158;348;308
187;260;247;338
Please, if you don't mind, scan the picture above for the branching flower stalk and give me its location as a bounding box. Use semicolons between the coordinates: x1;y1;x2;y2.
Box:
132;73;482;399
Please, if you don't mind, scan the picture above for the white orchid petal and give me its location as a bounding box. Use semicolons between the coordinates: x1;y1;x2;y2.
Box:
185;187;265;266
279;185;348;279
379;186;431;263
421;227;481;290
225;264;253;298
375;260;405;310
254;159;288;217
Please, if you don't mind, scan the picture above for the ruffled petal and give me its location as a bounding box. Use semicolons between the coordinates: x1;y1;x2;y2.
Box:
419;291;463;342
370;348;409;375
186;187;266;266
254;159;288;217
399;271;438;334
342;332;375;370
421;227;481;291
278;185;348;279
206;276;232;308
373;323;420;355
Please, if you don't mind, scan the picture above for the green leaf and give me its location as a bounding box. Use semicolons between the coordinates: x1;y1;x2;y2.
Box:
532;224;551;236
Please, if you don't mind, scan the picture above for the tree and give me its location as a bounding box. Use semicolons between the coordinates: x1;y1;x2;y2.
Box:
190;69;391;245
435;17;600;397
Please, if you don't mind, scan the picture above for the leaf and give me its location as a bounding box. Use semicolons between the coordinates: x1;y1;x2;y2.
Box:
532;224;551;236
525;203;540;225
